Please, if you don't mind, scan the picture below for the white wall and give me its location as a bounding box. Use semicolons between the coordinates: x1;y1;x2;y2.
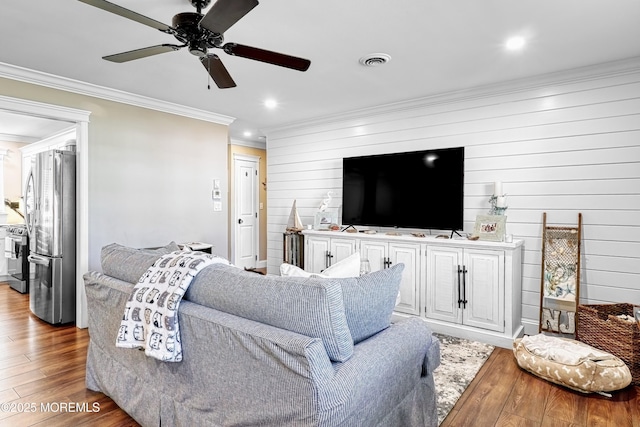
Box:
87;101;230;270
0;76;231;272
266;58;640;334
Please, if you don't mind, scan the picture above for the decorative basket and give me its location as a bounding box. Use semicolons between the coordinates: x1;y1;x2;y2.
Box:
576;303;640;385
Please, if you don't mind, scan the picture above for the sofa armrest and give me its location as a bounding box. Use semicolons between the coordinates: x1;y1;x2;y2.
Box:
423;329;441;377
337;316;440;379
315;317;439;426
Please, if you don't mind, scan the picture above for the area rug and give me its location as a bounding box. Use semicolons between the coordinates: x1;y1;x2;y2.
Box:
433;333;495;425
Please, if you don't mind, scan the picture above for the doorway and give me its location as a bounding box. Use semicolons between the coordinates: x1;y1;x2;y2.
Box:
232;154;259;269
0;95;90;328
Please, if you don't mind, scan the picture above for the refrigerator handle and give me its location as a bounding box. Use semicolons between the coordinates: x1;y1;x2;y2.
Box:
24;169;35;238
28;254;50;266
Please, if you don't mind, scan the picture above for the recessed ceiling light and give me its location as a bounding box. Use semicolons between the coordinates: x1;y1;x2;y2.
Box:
243;131;252;137
264;99;278;109
505;36;526;51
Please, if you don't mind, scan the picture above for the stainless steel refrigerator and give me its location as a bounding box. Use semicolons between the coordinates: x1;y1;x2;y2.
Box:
24;149;76;324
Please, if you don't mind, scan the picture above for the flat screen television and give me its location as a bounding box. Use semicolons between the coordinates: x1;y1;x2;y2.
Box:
342;147;464;231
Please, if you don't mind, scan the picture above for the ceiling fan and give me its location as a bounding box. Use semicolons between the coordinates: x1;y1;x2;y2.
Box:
78;0;311;88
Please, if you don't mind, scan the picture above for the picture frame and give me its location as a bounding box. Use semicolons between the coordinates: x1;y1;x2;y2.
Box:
314;210;339;230
473;214;507;242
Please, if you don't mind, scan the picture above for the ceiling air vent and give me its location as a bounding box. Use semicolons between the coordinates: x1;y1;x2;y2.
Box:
359;53;391;67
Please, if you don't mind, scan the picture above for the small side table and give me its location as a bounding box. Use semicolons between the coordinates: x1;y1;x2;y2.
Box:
180;242;213;254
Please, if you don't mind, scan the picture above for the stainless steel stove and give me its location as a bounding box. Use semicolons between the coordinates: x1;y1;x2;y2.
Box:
5;224;29;293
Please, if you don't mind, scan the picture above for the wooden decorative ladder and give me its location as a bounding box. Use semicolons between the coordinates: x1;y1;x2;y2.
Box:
538;212;582;337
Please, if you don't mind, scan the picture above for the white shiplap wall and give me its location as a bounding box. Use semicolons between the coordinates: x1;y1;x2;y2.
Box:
266;58;640;334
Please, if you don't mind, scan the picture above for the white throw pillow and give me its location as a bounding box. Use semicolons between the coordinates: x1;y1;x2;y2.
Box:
279;262;314;277
280;252;361;278
322;252;361;277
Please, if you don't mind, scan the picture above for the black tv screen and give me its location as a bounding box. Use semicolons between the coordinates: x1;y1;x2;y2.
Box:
342;147;464;230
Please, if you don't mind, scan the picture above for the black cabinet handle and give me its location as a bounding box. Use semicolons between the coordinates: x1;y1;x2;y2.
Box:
326;251;333;269
457;265;463;308
462;266;468;309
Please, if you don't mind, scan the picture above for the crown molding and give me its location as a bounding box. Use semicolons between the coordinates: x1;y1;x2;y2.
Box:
0;133;38;144
0;94;91;124
229;138;266;150
0;62;235;126
267;56;640;135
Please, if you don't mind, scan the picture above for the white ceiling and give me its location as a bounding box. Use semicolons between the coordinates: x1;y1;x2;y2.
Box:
0;111;75;143
1;0;640;142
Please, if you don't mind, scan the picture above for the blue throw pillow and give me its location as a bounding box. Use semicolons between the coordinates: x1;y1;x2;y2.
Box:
340;263;404;343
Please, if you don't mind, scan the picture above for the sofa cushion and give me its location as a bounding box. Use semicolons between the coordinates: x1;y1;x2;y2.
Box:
280;257;404;344
184;264;354;362
101;242;179;284
341;263;404;343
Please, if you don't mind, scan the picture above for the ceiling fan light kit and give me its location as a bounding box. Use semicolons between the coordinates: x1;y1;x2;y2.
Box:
78;0;311;89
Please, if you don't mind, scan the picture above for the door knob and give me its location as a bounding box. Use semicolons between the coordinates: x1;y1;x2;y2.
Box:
238;218;243;224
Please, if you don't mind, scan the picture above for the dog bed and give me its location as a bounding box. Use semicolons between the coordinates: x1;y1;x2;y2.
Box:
513;334;631;394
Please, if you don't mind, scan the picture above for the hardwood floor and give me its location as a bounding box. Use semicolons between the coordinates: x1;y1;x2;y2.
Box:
1;281;638;426
0;282;138;426
441;342;640;426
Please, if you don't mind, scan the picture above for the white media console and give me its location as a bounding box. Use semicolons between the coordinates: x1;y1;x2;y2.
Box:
302;230;524;348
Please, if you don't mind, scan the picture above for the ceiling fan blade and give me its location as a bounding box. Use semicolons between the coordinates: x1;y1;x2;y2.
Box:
199;0;259;34
103;44;182;63
77;0;172;32
201;55;236;89
223;43;311;71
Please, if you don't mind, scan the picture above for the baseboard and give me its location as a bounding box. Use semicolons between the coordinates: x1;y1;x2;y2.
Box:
393;314;525;349
522;320;540;337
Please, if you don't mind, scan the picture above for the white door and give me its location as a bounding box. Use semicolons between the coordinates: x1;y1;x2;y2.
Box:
426;246;462;324
389;243;421;316
360;240;387;272
463;249;505;332
305;236;330;273
233;155;259;269
329;238;357;267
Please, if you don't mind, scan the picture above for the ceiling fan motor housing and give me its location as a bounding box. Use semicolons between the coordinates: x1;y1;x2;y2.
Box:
172;12;223;56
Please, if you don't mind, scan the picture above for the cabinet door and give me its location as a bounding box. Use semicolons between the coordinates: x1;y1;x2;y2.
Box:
463;249;505;332
330;238;357;265
426;246;462;324
304;236;330;273
389;243;421;316
360;240;387;272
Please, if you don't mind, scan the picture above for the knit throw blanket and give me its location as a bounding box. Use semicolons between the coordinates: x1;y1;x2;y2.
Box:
116;250;229;362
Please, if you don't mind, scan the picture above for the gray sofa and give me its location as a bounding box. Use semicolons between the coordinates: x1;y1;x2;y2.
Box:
84;244;441;427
